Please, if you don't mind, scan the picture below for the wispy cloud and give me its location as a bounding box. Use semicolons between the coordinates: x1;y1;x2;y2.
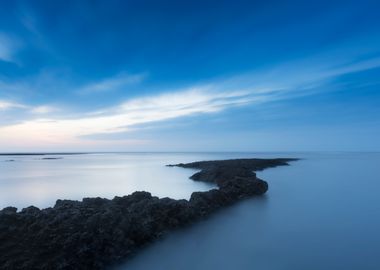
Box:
1;50;380;149
30;105;58;114
0;33;19;63
0;87;264;147
0;100;27;111
0;100;58;115
77;72;146;94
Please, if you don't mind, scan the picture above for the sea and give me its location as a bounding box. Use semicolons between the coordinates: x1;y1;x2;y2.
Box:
1;152;379;270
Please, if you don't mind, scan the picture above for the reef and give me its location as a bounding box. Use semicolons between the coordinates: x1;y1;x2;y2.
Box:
0;158;296;269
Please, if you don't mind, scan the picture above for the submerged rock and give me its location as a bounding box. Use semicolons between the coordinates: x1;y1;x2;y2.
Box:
0;158;296;269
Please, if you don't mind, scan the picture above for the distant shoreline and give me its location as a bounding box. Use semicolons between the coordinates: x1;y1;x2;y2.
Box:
0;153;88;156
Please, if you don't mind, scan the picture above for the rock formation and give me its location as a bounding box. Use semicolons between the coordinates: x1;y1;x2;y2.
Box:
0;158;296;269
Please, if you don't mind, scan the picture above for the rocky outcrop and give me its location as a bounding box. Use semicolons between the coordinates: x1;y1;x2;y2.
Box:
168;158;297;184
0;158;296;269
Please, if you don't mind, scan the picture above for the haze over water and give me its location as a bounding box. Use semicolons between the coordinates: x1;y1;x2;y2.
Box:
1;152;379;269
1;1;379;269
115;152;378;270
0;152;219;209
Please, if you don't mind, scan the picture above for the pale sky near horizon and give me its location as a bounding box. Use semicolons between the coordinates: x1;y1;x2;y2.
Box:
0;0;379;152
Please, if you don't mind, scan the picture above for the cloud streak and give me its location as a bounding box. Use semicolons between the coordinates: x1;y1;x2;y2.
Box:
1;50;380;150
0;99;58;118
0;87;265;147
0;100;27;111
77;72;146;94
0;33;19;63
30;105;58;114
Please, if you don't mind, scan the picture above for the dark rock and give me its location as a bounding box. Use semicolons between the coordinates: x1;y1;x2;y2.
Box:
21;206;40;214
41;157;63;160
0;158;296;269
0;207;17;214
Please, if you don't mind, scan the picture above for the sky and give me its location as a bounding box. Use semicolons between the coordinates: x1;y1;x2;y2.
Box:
0;0;379;152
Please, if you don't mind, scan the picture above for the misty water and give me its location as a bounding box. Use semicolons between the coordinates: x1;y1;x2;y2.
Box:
1;152;380;269
116;152;380;270
0;152;221;209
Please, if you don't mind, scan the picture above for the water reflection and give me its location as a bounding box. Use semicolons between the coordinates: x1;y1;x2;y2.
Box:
115;152;380;270
0;152;300;209
0;153;219;209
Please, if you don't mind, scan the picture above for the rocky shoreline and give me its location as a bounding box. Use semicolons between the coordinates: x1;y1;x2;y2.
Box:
0;158;296;269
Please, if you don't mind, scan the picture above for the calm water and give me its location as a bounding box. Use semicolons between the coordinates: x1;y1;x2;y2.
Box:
1;152;380;269
0;152;277;209
0;152;219;209
115;152;380;270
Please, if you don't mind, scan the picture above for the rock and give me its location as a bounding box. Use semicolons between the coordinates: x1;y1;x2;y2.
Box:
0;158;296;269
21;206;40;214
0;207;17;214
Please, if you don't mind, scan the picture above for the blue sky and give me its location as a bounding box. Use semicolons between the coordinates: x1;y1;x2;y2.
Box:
0;0;379;151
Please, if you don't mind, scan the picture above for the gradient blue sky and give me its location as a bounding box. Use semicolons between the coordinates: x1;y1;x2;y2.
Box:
0;0;379;151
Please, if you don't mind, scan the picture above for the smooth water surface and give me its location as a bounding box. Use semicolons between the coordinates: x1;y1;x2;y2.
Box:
115;152;380;270
0;152;277;209
2;152;379;270
0;152;220;209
